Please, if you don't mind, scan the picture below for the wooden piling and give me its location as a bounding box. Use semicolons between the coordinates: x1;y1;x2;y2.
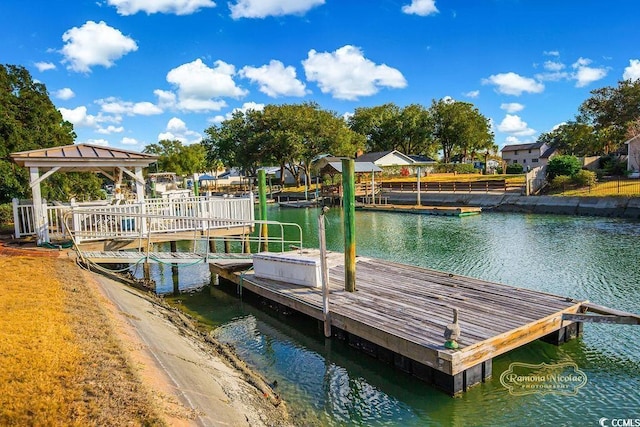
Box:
341;159;356;292
170;241;179;294
319;207;331;337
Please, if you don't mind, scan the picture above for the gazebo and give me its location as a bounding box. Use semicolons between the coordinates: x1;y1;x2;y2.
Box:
10;143;158;243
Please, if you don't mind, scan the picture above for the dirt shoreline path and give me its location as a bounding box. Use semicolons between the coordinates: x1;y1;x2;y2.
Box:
88;270;292;426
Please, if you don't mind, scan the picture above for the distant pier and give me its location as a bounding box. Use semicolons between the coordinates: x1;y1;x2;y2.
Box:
357;204;482;217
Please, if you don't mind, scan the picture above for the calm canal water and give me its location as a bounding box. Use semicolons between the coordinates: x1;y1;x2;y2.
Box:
148;206;640;426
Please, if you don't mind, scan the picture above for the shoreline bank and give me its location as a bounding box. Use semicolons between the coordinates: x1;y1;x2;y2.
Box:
0;247;291;426
382;192;640;218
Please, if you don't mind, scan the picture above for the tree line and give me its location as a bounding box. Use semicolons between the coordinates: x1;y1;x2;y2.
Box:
201;99;495;185
2;62;640;206
538;79;640;158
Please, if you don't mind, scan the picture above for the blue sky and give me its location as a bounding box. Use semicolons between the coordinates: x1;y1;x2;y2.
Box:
3;0;640;153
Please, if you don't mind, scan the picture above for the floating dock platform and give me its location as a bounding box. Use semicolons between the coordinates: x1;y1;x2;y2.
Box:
206;249;587;395
356;204;482;217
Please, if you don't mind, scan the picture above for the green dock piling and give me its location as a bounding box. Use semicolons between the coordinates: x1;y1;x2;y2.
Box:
341;159;356;292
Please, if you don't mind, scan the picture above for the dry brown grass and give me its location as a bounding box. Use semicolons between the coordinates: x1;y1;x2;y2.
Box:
0;256;165;426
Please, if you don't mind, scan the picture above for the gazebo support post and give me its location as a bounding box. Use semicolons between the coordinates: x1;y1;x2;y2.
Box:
29;167;49;244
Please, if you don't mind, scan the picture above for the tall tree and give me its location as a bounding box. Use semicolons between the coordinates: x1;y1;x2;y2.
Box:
348;103;401;152
429;99;493;163
0;64;100;203
202;109;265;178
143;140;207;175
578;79;640;152
537;121;601;156
203;103;364;186
348;103;437;157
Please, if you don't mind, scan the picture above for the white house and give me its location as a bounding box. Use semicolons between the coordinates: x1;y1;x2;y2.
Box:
625;134;640;176
355;150;436;174
501;142;556;169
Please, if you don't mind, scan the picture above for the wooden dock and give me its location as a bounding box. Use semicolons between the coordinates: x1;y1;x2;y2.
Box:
356;204;482;217
84;247;640;395
207;249;586;394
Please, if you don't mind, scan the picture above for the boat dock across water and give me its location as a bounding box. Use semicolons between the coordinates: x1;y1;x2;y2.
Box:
357;204;482;217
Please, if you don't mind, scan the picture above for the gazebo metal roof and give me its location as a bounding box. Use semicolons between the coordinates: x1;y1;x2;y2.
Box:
11;143;157;171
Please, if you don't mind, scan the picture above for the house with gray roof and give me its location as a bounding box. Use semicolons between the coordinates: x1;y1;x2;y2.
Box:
501;141;556;169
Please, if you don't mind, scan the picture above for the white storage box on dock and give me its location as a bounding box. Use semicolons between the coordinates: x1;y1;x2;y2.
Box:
253;252;321;287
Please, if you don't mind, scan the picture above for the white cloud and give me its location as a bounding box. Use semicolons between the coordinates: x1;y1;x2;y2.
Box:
402;0;438;16
535;70;570;82
464;90;479;98
229;0;324;19
121;137;139;145
35;62;56;72
543;60;565;72
96;125;125;135
82;138;110;146
482;72;544;96
108;0;216;15
572;57;607;87
59;106;98;127
210;102;265;124
166;59;246;112
240;60;307;97
543;50;560;57
497;114;536;136
551;122;567;131
54;88;75;100
61;21;138;73
500;103;524;113
158;117;202;144
96;97;163;115
302;45;407;101
623;59;640;81
154;89;177;108
505;135;521;145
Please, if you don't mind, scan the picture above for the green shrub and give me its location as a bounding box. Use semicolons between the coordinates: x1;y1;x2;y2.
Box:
506;163;524;174
572;169;596;187
550;175;572;190
599;154;627;176
0;203;12;226
547;155;581;180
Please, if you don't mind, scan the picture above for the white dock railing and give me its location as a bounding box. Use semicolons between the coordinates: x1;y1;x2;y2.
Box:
12;195;255;243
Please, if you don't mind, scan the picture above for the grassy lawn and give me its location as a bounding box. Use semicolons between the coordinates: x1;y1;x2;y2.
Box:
0;256;164;426
550;179;640;197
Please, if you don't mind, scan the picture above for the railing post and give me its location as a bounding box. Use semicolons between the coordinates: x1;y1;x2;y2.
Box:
12;198;20;238
70;198;81;243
